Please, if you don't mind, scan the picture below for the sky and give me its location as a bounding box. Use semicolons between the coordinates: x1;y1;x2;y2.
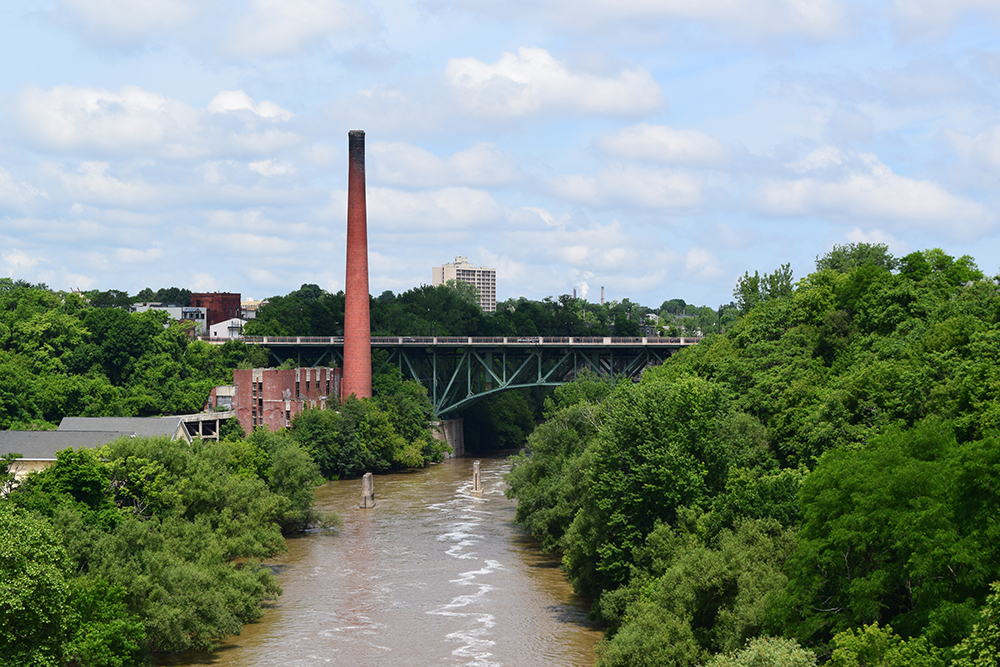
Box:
2;0;1000;309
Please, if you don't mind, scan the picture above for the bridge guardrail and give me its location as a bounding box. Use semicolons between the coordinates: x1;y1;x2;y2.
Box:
199;335;703;346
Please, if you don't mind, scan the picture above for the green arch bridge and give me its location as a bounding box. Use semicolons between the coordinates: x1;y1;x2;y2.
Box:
233;335;701;416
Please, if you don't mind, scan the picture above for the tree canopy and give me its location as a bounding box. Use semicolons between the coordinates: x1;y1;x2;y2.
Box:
506;246;1000;666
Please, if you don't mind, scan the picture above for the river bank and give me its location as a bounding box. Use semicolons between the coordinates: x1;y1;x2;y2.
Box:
160;456;601;666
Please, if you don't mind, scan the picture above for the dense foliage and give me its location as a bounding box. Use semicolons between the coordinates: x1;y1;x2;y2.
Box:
244;281;716;339
0;279;267;430
1;433;323;665
506;245;1000;666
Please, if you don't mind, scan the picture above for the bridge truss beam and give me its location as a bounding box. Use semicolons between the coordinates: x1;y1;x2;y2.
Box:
236;336;697;415
385;344;674;415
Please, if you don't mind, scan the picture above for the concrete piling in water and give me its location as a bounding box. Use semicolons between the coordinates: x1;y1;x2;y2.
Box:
472;460;482;494
360;472;376;508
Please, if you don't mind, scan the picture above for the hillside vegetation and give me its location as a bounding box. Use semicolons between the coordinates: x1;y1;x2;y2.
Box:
506;245;1000;666
0;281;268;430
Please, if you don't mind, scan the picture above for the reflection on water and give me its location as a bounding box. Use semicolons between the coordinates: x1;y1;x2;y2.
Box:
161;456;600;667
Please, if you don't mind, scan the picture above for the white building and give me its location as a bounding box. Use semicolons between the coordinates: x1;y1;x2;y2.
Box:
209;317;247;339
130;302;208;335
241;298;267;320
432;256;497;312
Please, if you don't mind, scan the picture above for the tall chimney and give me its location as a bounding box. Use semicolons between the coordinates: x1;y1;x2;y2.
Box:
601;286;605;305
343;130;372;399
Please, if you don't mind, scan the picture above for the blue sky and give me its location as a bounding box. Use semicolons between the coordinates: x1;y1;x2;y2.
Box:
2;0;999;308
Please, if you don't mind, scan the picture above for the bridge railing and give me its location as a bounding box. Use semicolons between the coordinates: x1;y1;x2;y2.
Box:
202;335;703;346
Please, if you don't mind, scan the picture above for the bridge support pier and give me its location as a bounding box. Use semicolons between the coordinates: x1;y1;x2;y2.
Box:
472;460;482;494
360;472;376;508
432;418;465;458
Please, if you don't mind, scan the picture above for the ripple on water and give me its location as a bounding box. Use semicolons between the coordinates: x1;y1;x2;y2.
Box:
161;457;600;667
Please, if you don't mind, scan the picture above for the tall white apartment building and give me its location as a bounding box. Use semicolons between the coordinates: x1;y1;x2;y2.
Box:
432;256;497;312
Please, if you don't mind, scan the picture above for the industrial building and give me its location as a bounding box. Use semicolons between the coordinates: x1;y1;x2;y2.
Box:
215;367;343;434
190;292;242;328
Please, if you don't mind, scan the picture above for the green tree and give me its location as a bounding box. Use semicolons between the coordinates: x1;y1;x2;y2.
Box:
828;623;944;667
0;504;70;667
953;582;1000;667
61;576;146;667
705;636;817;667
505;372;616;550
444;278;481;309
87;289;132;309
773;421;998;646
816;243;898;273
561;376;767;595
734;264;794;314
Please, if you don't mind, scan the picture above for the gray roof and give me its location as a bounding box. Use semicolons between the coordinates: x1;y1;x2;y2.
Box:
58;417;182;437
0;431;133;460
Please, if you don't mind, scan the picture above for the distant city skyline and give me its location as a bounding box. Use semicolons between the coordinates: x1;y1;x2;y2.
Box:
1;1;999;308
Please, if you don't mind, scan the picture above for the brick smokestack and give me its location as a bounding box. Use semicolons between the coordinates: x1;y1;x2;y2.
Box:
343;130;372;399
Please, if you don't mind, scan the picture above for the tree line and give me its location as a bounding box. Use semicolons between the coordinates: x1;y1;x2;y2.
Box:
0;279;269;430
505;244;1000;666
243;282;731;339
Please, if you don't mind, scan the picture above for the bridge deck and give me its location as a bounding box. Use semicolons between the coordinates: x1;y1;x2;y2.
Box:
203;335;703;347
200;335;703;414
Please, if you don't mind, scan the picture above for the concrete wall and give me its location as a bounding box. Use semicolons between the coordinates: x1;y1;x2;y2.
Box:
432;418;465;458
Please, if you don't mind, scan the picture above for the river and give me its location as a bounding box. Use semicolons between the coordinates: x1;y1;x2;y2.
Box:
161;456;602;667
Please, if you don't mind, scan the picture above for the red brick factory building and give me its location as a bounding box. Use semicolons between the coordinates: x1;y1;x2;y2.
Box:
190;292;242;328
209;367;343;433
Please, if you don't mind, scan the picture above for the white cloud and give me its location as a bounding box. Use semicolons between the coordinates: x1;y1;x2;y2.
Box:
54;0;374;55
597;123;727;167
550;165;703;210
0;168;46;210
499;213;684;293
56;0;197;41
190;273;220;292
207;210;312;238
893;0;1000;38
761;149;992;237
207;90;294;121
249;159;296;176
787;146;845;173
446;47;662;117
845;227;904;248
225;0;374;57
685;247;724;279
17;85;202;156
371;142;520;188
367;186;505;230
114;246;164;263
219;233;298;254
16;86;299;160
1;249;40;275
949;125;1000;171
451;0;847;39
41;162;162;208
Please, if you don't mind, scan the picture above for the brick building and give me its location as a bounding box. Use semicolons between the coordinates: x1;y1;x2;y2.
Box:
190;292;242;328
218;367;343;433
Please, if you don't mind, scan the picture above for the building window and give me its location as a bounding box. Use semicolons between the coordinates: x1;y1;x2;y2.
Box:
285;410;291;427
295;381;300;397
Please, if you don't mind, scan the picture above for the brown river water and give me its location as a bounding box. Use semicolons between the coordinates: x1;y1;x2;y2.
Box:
161;456;602;667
